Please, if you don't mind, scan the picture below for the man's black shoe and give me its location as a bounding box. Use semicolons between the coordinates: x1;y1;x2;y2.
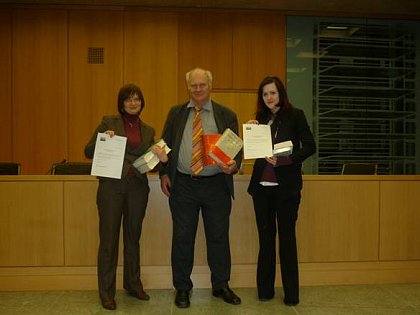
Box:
175;289;190;308
212;287;241;305
101;298;116;310
284;298;299;306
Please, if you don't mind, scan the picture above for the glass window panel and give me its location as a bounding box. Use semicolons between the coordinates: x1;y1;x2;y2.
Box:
287;16;420;174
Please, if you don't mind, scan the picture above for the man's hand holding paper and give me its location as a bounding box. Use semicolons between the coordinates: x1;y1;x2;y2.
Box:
132;139;171;174
151;144;169;163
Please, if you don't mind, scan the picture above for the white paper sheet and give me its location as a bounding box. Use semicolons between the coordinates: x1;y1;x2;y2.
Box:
242;124;273;159
91;133;127;179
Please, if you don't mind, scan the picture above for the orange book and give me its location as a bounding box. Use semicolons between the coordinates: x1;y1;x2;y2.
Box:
202;134;221;166
208;128;243;165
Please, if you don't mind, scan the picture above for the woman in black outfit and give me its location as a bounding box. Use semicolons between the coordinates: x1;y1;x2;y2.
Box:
247;76;316;306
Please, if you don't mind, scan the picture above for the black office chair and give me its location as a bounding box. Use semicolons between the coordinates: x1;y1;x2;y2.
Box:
51;162;92;175
341;163;377;175
0;162;21;175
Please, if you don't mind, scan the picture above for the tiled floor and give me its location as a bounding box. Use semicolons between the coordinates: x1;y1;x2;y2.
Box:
1;284;420;314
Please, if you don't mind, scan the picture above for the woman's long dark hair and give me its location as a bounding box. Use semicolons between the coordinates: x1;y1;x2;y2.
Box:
255;76;292;124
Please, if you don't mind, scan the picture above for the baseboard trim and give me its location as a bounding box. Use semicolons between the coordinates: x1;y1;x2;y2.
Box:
1;261;420;291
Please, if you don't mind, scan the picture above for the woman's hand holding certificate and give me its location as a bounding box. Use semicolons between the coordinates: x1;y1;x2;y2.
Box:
242;124;272;159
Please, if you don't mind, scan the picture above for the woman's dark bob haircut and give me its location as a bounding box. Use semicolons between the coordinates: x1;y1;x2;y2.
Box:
117;83;145;115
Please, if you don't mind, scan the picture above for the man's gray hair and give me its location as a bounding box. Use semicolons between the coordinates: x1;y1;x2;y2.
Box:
185;68;213;85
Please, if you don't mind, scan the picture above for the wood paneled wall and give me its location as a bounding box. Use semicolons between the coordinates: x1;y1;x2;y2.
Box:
12;10;68;175
0;8;285;174
1;175;420;290
68;10;124;162
298;181;380;262
379;181;420;260
123;11;179;139
0;10;12;162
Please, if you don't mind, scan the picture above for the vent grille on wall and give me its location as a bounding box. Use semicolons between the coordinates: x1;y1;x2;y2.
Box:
88;47;104;64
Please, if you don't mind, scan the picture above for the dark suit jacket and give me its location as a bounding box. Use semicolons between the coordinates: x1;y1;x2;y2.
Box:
84;115;156;180
159;100;242;198
247;107;316;196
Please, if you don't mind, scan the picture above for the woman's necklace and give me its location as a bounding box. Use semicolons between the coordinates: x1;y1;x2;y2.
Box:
127;119;139;128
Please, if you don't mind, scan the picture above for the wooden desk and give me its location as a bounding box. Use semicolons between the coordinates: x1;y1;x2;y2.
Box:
1;175;419;290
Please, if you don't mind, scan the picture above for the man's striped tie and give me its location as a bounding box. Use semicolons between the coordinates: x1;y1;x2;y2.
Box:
191;107;204;175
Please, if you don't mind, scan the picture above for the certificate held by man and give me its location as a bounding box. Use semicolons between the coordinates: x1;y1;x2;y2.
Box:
242;124;273;159
91;132;127;179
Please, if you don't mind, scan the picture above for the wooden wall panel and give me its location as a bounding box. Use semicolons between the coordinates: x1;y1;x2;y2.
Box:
233;13;285;89
123;11;178;137
178;12;233;100
140;179;173;265
211;92;257;174
0;10;12;162
12;10;68;174
64;181;99;265
6;8;288;174
0;181;64;266
211;91;257;127
229;177;259;263
68;10;123;162
2;175;420;290
64;180;127;266
62;177;258;267
380;181;420;260
298;180;380;262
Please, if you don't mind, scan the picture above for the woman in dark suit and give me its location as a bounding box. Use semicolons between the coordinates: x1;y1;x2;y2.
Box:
247;76;316;306
85;83;167;311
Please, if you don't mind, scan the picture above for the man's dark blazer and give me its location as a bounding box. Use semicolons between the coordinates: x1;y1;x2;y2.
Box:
160;100;242;198
85;115;156;180
247;107;316;196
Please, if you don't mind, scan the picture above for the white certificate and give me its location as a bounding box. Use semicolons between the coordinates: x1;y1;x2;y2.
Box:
242;124;273;159
91;133;127;179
